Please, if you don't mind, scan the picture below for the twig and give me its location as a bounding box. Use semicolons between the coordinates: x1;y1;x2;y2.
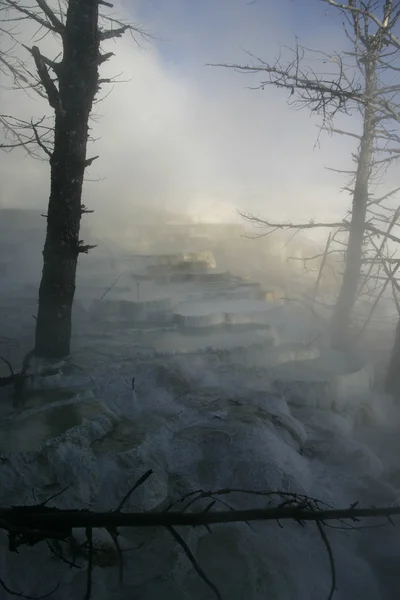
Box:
311;232;333;308
30;120;52;157
99;274;122;301
13;349;35;407
114;469;153;512
106;526;124;583
0;355;14;376
40;486;71;507
316;520;336;600
0;574;59;599
84;527;93;600
166;526;222;600
46;539;81;569
358;206;400;298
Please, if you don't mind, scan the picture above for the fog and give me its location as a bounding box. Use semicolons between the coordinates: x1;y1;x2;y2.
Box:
0;0;373;224
1;1;400;599
2;0;399;226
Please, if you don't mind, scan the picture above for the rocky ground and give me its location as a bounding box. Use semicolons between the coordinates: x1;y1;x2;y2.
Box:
0;258;399;600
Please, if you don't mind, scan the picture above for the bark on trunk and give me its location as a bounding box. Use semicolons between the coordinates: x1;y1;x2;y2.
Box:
385;319;400;402
34;0;100;359
330;55;377;350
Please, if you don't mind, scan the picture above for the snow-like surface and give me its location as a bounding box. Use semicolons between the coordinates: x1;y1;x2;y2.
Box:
173;298;275;328
1;273;400;600
174;298;272;317
1;345;400;600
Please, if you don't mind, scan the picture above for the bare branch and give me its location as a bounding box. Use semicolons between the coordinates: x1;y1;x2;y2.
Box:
287;249;345;263
0;114;51;158
31;119;51;157
22;44;61;75
99;18;148;42
100;24;129;41
3;0;62;33
324;167;357;174
0;575;58;599
310;232;334;308
324;126;362;139
241;210;400;249
84;155;99;167
166;526;222;600
30;45;60;113
0;355;14;376
35;0;64;33
321;0;400;49
356;237;400;339
209;44;363;125
96;51;114;65
241;212;348;233
315;520;336;600
368;185;400;206
358;205;400;300
114;470;153;513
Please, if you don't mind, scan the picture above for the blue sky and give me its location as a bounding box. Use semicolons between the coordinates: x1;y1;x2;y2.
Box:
130;0;343;71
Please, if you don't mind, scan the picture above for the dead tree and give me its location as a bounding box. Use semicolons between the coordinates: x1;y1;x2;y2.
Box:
385;317;400;400
1;0;143;359
1;474;400;600
212;0;400;351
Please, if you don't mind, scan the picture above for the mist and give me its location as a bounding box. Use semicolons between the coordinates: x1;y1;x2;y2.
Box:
0;0;366;225
1;1;400;599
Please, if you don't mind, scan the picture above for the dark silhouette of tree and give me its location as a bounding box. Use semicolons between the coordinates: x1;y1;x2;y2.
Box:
1;0;144;359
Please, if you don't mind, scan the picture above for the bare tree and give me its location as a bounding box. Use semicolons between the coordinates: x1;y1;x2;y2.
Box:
1;0;144;359
212;0;400;351
1;473;400;600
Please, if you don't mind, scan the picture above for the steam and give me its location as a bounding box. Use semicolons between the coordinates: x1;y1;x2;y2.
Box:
1;0;397;235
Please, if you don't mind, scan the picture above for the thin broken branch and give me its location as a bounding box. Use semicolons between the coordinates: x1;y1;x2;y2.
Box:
30;45;60;114
166;526;222;600
3;0;62;33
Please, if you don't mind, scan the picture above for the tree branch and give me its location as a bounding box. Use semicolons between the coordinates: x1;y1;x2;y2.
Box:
22;44;61;76
35;0;64;33
368;185;400;206
84;155;99;167
31;119;52;158
3;502;400;530
209;52;363;115
100;24;129;41
241;211;400;247
323;126;362;139
321;0;400;50
240;212;349;234
30;45;61;114
4;0;62;34
99;17;148;42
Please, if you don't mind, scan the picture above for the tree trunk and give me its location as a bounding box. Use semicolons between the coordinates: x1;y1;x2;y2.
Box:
385;319;400;402
330;55;377;350
34;0;100;359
